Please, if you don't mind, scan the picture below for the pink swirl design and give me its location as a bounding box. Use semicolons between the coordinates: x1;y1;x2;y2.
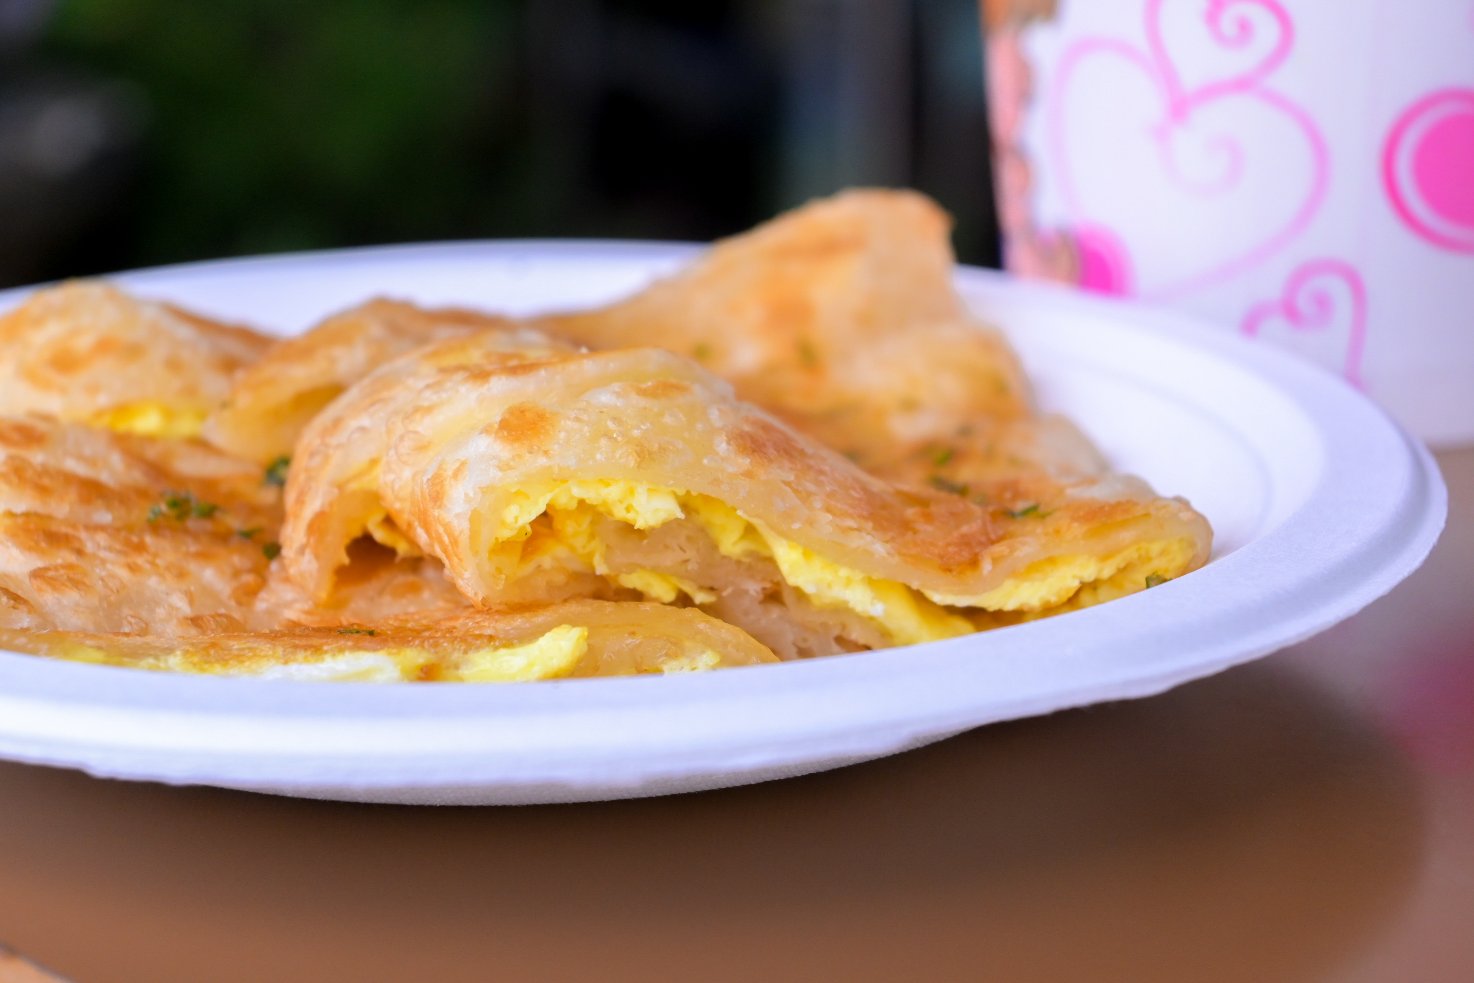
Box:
1048;0;1329;299
1241;259;1367;387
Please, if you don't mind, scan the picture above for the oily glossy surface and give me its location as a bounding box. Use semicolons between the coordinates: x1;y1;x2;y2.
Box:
0;446;1468;982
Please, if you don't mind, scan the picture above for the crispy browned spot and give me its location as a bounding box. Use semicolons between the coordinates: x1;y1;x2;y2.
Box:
0;419;48;450
495;403;555;449
728;417;804;474
29;563;93;595
188;613;247;633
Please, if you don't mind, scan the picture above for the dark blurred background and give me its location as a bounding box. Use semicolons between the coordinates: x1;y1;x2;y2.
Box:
0;0;1000;289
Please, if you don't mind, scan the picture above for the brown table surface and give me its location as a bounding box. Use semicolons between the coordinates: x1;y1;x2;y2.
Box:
0;450;1470;983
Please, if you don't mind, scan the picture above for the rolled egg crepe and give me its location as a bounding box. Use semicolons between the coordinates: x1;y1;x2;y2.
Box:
282;337;1211;659
0;599;778;681
0;281;272;438
206;297;531;463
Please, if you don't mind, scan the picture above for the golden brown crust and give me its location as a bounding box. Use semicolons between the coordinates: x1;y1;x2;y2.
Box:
0;281;271;428
204;297;532;462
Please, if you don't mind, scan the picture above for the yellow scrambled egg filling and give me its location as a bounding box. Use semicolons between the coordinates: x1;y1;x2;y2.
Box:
485;480;1186;647
89;401;210;439
927;538;1195;612
53;624;593;682
364;510;422;558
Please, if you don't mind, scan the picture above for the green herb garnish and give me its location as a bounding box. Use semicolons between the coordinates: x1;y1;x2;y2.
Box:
261;541;282;560
929;475;970;497
148;491;219;523
1006;503;1043;519
1144;573;1167;589
337;627;377;636
236;526;262;540
263;455;291;488
797;338;819;368
932;446;955;467
693;342;713;362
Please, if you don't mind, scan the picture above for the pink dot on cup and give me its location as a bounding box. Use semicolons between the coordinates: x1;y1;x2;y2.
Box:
1383;88;1474;252
1074;224;1134;296
1413;110;1474;228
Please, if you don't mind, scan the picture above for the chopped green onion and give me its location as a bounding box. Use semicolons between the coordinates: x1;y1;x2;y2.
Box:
264;455;291;488
929;475;970;497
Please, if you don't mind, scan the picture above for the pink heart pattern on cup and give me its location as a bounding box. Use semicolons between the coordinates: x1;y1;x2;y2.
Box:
1240;259;1367;387
1383;88;1474;253
1047;0;1329;299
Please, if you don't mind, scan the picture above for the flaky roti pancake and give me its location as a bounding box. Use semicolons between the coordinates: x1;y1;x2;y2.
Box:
0;599;778;681
0;512;270;634
0;281;271;438
206;298;532;463
283;338;1210;659
0;414;281;533
0;415;283;637
532;189;1046;477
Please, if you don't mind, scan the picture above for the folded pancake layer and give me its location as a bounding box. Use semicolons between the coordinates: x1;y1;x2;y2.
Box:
0;412;289;636
0;282;271;438
283;338;1210;658
0;512;271;635
206;298;531;462
0;414;281;532
0;599;778;681
532;189;1044;481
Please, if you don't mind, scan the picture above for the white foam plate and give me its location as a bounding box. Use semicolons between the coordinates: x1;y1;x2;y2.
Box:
0;243;1447;804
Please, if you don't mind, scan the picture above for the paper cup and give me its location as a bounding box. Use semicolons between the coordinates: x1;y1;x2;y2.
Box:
986;0;1474;446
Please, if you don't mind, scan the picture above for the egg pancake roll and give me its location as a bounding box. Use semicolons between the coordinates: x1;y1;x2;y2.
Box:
282;337;1210;659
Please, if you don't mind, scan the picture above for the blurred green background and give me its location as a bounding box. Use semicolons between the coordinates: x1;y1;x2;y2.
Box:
0;0;999;288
